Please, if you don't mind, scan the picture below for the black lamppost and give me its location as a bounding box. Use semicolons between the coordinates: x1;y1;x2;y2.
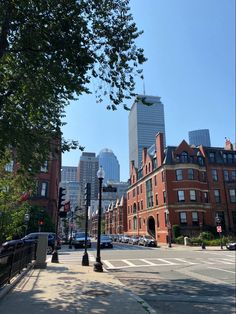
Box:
166;209;172;248
216;216;223;249
94;166;105;272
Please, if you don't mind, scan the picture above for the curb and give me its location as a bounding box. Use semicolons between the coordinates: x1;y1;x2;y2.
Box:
0;262;35;300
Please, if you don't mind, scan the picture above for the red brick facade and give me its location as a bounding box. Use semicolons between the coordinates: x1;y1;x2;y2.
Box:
105;196;127;235
126;133;236;243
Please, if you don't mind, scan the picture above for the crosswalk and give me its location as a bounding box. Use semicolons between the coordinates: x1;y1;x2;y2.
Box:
57;252;235;270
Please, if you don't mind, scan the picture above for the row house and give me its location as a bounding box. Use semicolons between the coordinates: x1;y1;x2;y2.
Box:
127;133;236;243
105;196;127;235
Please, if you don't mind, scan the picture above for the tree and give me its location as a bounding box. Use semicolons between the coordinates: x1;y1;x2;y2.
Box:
0;0;146;172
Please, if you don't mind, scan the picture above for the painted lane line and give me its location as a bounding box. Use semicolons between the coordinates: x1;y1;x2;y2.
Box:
196;258;215;264
208;267;236;274
102;260;115;268
140;259;157;266
174;258;196;265
121;259;136;267
156;258;176;265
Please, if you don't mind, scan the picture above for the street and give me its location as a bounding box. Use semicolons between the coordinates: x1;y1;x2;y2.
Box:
58;242;236;314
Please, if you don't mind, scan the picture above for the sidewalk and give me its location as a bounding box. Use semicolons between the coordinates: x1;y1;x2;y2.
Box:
0;257;155;314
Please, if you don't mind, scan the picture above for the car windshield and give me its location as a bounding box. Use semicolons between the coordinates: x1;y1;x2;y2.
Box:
101;235;110;239
75;232;85;238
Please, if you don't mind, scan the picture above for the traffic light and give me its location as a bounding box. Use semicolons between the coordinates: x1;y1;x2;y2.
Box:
84;183;91;207
38;218;44;226
58;187;66;210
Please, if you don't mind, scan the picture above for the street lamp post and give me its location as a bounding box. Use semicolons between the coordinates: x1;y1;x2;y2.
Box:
166;209;172;248
94;166;105;272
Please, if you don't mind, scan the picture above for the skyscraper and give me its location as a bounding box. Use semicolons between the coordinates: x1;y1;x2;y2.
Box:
61;166;77;182
97;148;120;184
188;129;211;147
77;152;99;208
128;95;166;169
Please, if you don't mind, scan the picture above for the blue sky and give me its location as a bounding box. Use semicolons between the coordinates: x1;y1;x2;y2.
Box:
62;0;235;182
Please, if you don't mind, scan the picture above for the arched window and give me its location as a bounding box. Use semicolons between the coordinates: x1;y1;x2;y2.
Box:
133;216;137;230
180;151;188;163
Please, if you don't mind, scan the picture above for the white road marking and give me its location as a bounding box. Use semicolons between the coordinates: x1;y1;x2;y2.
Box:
121;259;136;267
102;260;115;268
140;259;157;266
208;267;236;274
174;258;196;265
156;258;176;265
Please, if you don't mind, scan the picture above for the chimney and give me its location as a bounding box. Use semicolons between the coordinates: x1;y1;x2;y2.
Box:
224;138;233;150
156;132;164;167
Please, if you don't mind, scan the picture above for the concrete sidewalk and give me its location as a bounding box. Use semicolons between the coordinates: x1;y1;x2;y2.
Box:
0;258;155;314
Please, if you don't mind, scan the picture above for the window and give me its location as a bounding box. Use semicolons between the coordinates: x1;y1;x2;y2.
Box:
176;169;183;181
188;169;194;180
156;214;160;227
203;192;208;203
224;170;229;181
155;193;158;205
137;186;139;195
180;152;188;163
201;171;206;182
40;161;48;172
228;154;233;164
133;203;137;213
229;189;236;203
140;184;142;193
179;212;187;224
211;169;218;181
139;218;142;229
133;216;137;230
39;182;48;197
148;163;151;172
132;189;135;197
128;220;131;229
5;161;14;172
178;190;185;202
154;175;157;186
198;156;204;165
146;179;153;208
223;153;227;163
163;191;166;203
141;200;143;210
232;170;236;181
162;171;165;182
214;189;221;203
190;190;196;201
209;152;215;163
192;212;199;225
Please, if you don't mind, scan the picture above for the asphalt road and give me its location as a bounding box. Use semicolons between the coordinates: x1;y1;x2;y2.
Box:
59;242;236;314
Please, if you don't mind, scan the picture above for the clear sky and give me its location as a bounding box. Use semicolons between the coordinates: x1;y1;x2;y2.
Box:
62;0;235;182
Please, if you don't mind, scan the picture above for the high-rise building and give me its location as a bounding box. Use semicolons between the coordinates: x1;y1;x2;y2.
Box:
77;152;99;208
97;148;120;184
188;129;211;147
61;166;77;182
128;95;166;169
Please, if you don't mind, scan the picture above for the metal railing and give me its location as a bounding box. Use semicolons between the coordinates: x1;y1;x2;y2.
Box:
0;242;36;287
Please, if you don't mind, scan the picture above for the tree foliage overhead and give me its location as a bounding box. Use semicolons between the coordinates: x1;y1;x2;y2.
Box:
0;0;146;170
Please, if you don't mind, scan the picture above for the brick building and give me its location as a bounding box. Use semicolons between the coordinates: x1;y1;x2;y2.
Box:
127;133;236;243
105;196;127;235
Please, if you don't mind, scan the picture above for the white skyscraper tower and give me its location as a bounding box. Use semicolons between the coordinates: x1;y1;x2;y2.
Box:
128;95;166;169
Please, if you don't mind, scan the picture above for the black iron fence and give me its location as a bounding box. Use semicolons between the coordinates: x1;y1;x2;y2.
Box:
0;241;36;287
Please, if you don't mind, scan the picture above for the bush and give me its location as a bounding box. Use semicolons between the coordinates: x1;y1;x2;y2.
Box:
189;237;202;246
175;236;184;244
172;225;181;239
199;232;214;241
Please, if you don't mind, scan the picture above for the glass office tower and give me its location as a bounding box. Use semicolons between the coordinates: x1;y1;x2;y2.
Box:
98;148;120;184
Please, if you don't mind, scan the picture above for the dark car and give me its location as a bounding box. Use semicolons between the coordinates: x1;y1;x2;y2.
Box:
139;235;157;247
22;232;61;254
72;232;91;249
226;242;236;250
100;235;113;248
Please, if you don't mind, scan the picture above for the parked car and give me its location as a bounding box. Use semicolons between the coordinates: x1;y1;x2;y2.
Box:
22;232;61;254
139;235;157;247
226;242;236;250
100;235;113;248
72;232;91;249
129;236;140;245
121;235;130;243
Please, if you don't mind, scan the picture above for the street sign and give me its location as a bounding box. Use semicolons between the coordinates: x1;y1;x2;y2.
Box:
217;226;222;233
102;186;117;192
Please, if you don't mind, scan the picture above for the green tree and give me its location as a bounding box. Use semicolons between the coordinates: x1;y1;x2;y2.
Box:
0;0;146;171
